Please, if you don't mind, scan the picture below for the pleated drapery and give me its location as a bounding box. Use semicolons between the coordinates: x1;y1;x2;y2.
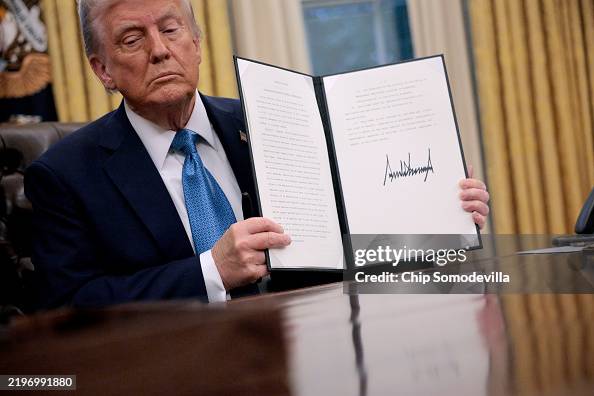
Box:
189;0;237;98
42;0;237;123
468;0;594;234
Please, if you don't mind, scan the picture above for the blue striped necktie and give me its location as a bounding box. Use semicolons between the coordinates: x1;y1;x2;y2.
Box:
171;128;236;254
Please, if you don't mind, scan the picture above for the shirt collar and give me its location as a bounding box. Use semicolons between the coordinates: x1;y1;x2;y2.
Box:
186;93;216;148
124;91;216;171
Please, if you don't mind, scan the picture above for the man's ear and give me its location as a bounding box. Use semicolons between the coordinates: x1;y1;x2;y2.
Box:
89;55;116;90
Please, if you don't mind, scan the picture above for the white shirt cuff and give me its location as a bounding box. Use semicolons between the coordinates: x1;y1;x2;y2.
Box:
199;249;229;302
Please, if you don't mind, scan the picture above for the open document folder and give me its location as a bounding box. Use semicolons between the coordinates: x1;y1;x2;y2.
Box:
234;56;481;270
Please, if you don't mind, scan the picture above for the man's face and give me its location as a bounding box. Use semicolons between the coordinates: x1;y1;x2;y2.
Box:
90;0;201;110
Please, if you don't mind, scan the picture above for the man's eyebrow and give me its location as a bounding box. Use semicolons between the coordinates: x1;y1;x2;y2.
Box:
156;9;184;25
113;9;183;38
113;22;143;39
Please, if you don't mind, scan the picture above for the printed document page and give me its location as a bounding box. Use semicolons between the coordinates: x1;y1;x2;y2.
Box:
236;58;344;269
323;56;479;242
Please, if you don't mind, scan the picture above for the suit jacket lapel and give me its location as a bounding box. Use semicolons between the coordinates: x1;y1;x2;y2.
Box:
201;94;258;216
100;104;194;260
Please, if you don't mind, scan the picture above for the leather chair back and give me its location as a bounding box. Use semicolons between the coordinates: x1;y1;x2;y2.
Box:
1;122;83;317
1;122;82;167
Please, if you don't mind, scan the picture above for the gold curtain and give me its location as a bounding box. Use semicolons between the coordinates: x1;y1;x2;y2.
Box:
42;0;237;123
468;0;594;234
190;0;237;98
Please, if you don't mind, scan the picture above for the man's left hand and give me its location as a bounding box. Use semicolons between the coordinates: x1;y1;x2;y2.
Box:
459;166;490;230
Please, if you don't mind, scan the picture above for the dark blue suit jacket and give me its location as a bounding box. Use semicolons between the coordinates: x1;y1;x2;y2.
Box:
24;95;258;309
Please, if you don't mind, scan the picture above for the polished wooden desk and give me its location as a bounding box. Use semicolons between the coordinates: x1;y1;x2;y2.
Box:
1;247;594;395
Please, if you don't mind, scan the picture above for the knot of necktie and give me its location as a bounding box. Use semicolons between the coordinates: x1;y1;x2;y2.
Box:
171;128;199;156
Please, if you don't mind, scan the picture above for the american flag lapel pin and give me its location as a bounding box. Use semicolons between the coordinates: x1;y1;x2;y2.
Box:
239;130;248;143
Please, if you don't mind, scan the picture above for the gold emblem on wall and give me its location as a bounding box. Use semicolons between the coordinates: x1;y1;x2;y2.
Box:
0;0;51;99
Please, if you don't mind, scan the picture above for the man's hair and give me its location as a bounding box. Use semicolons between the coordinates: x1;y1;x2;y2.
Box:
77;0;201;57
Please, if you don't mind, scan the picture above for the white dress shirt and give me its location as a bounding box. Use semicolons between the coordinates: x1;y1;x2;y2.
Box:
124;92;243;302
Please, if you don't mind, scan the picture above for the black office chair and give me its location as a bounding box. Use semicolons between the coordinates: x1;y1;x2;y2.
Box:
0;122;83;322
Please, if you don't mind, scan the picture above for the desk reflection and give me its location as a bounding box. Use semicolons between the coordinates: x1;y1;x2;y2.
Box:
284;290;494;396
1;284;593;395
271;284;594;396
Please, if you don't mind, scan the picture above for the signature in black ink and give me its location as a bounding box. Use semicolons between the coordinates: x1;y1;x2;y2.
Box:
383;148;435;185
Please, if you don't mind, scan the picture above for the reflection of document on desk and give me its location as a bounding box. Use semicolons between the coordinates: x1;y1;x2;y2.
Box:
287;294;490;396
235;56;480;270
359;295;489;396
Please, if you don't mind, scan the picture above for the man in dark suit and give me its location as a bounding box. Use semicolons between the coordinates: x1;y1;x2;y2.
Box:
25;0;490;309
24;0;293;309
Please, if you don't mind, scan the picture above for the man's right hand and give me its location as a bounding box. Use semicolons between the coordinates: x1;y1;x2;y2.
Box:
211;217;291;290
